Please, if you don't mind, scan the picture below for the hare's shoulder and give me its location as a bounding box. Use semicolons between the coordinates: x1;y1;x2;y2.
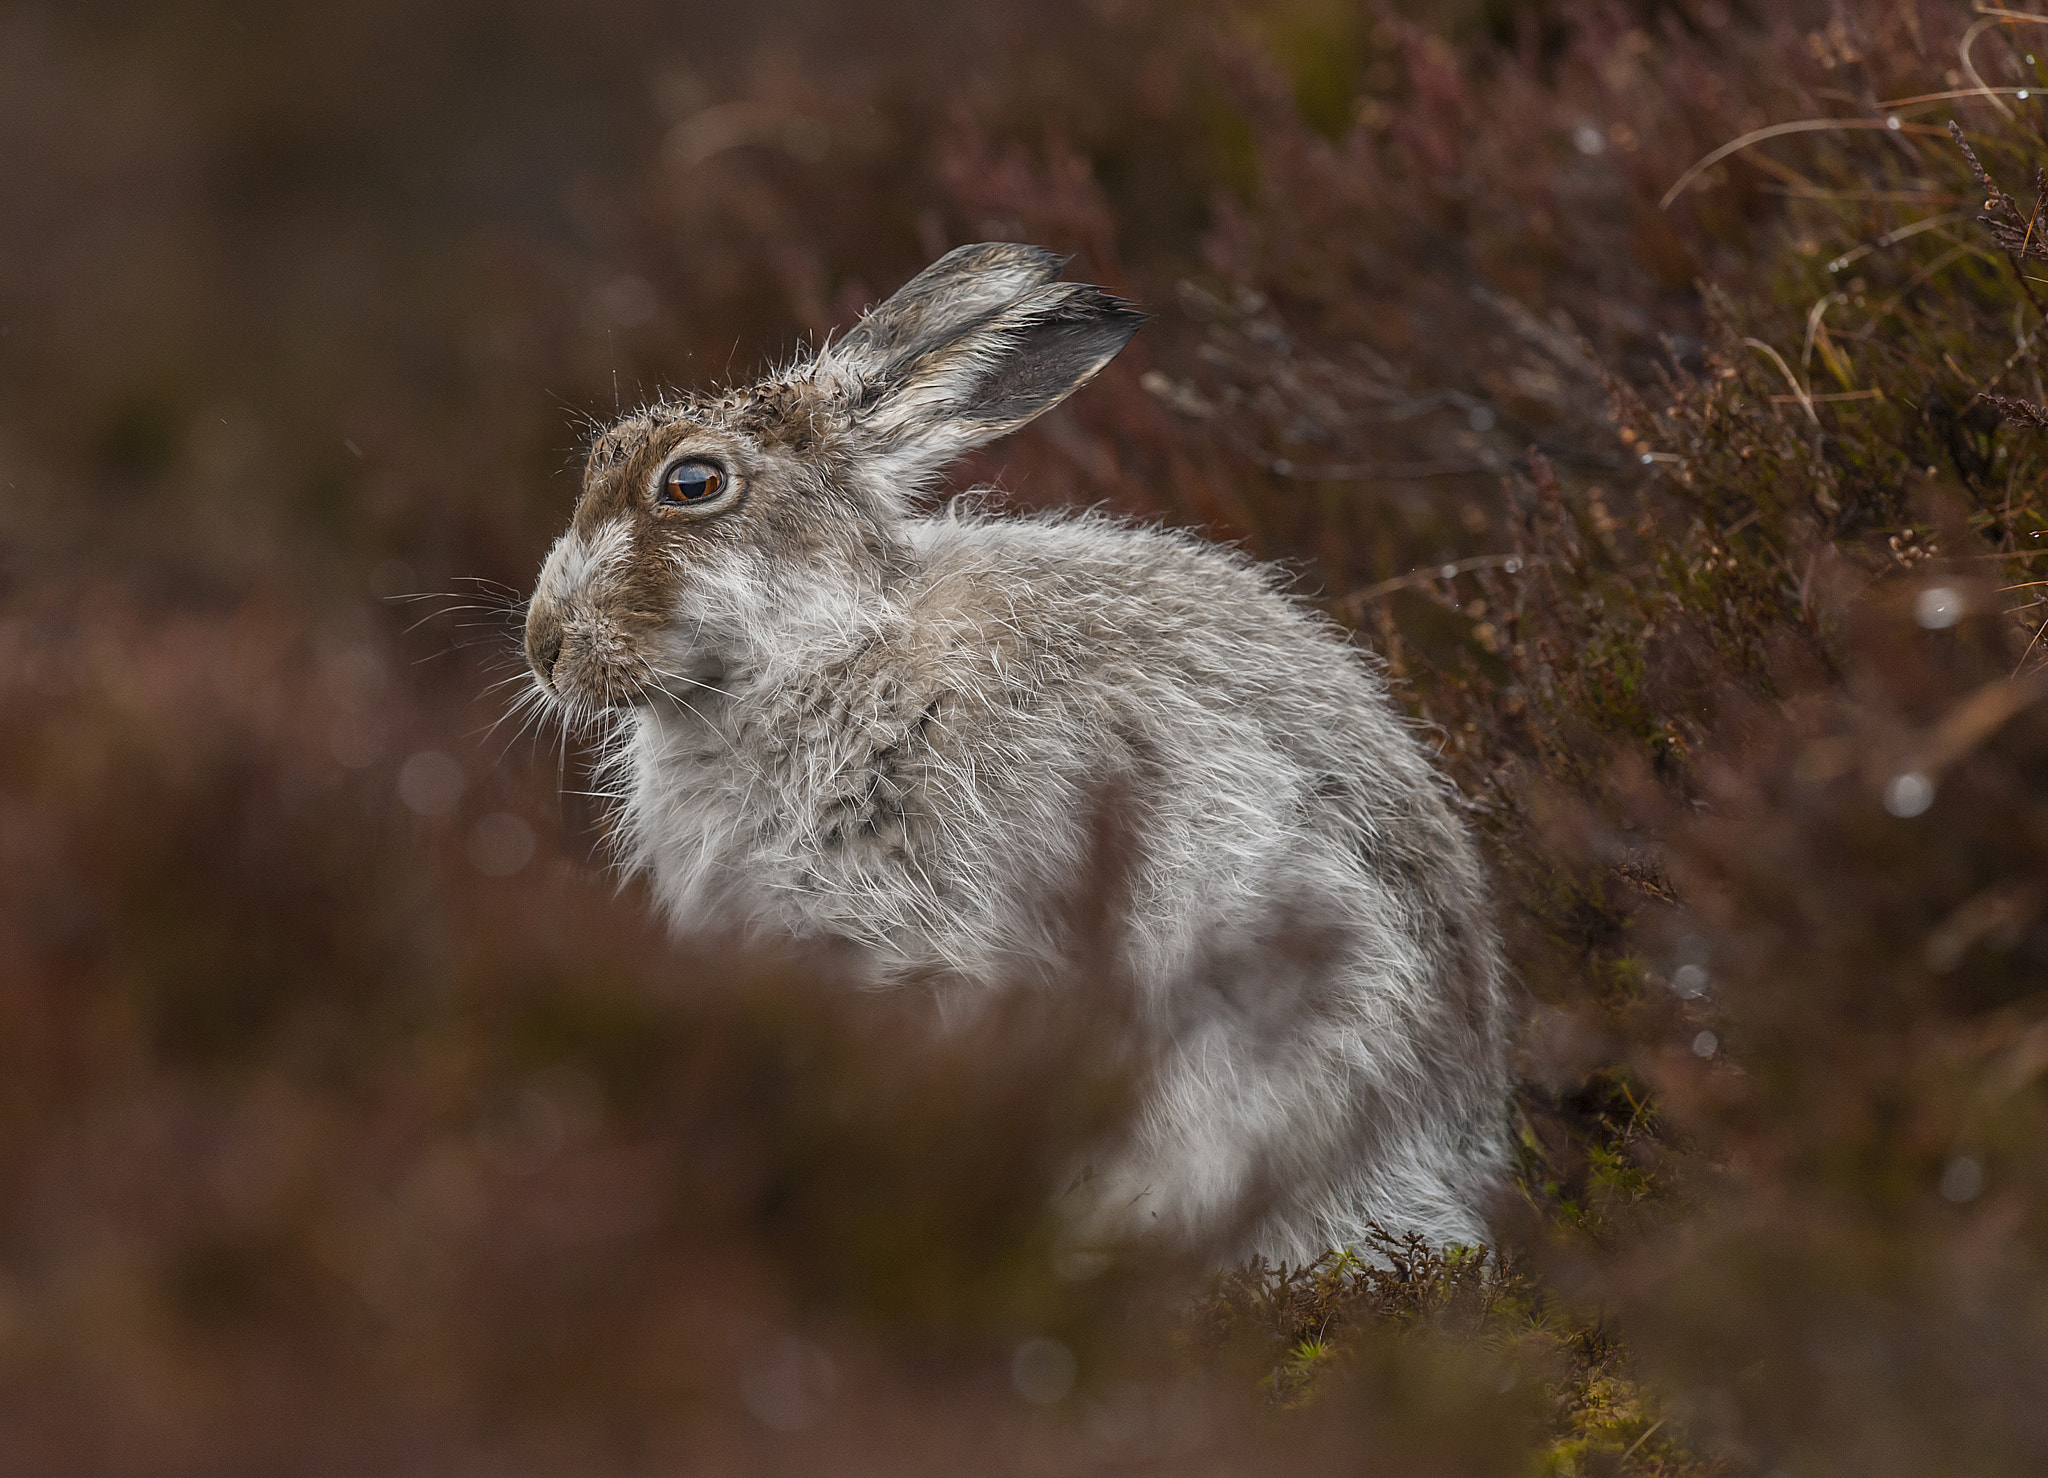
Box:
903;509;1294;638
899;509;1375;700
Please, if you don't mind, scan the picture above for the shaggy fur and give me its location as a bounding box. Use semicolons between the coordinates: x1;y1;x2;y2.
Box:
520;244;1512;1262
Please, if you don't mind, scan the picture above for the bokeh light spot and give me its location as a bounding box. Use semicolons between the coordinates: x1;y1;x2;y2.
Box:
1885;772;1934;818
1914;586;1962;629
1012;1337;1077;1405
397;750;465;815
466;812;535;876
740;1334;837;1432
1940;1156;1984;1204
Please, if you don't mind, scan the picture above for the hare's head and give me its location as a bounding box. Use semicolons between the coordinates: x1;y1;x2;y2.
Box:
522;243;1144;719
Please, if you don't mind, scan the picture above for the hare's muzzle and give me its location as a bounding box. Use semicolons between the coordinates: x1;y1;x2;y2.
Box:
525;603;565;691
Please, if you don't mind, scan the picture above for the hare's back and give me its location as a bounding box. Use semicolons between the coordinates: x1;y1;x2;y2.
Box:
896;507;1483;969
904;508;1416;771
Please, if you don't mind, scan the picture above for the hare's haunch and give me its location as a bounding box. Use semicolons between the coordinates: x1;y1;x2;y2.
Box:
521;244;1511;1262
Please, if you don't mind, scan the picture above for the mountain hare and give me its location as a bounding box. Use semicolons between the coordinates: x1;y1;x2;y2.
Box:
522;244;1511;1263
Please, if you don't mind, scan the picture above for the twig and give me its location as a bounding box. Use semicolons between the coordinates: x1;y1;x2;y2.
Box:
1620;1418;1667;1465
1246;452;1489;481
1980;392;2048;426
1950;120;2048;330
1339;554;1544;612
2021;616;2048;676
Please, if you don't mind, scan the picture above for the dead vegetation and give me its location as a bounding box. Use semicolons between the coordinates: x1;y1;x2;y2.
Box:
5;0;2048;1473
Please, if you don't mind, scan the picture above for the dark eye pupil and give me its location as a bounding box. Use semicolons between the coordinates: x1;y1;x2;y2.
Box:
663;463;723;503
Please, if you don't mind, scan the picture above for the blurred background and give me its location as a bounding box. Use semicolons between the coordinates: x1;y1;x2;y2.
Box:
6;0;2048;1472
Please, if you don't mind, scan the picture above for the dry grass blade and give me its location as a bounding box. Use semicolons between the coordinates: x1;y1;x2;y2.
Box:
1852;241;1989;338
1744;337;1818;423
1825;210;1972;274
1972;4;2048;26
1962;15;2020;120
1981;391;2048;426
1917;673;2048;764
1661;117;1952;210
1339;554;1543;611
1877;85;2041;109
17;3;2048;1474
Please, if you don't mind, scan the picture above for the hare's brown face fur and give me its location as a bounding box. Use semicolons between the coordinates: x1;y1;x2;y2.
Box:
523;388;902;718
523;243;1145;721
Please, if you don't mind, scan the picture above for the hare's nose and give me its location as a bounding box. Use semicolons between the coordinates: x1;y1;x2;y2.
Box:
526;615;564;687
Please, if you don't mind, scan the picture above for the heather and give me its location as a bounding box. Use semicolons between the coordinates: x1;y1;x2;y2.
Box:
4;0;2047;1472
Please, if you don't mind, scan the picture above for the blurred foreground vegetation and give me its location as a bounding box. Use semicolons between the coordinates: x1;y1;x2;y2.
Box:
5;0;2048;1472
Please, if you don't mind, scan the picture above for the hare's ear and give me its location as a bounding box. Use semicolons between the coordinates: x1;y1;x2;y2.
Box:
833;242;1069;382
851;278;1146;482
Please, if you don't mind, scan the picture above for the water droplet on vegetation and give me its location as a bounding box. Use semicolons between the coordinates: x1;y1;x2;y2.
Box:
1884;771;1934;819
1914;586;1963;629
467;812;535;876
1440;563;1459;580
1940;1156;1984;1203
1012;1337;1078;1405
1885;115;1901;130
1573;123;1606;155
1692;1030;1718;1058
2021;90;2033;101
1671;963;1709;999
741;1334;838;1431
397;750;466;815
1639;451;1655;464
1503;556;1522;574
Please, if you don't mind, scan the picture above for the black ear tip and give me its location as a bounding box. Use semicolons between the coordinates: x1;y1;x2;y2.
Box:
1077;286;1149;333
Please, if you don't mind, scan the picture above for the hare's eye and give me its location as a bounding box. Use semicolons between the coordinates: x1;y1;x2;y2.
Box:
657;460;726;507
